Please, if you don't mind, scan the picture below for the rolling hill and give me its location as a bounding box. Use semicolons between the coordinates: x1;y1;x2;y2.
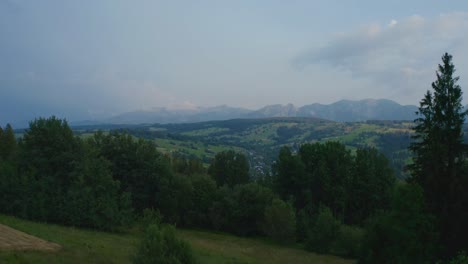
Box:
75;117;415;179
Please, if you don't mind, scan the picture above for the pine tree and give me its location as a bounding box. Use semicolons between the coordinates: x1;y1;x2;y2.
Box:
409;53;467;257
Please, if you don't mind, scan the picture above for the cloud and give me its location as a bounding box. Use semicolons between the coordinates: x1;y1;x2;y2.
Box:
293;12;468;101
388;19;398;28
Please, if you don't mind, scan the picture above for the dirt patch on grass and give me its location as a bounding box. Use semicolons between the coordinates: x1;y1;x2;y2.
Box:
0;224;61;251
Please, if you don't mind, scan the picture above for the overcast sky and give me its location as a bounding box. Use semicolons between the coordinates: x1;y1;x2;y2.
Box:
1;0;468;124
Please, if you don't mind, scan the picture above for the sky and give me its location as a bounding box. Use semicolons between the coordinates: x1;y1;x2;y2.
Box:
1;0;468;125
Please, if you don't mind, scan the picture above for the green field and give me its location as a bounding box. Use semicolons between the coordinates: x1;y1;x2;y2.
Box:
0;215;354;264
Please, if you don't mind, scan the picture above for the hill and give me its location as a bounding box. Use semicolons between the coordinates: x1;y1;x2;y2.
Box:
0;214;354;264
76;117;414;179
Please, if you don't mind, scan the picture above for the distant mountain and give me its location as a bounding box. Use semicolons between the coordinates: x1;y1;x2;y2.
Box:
246;99;417;122
94;99;418;125
246;103;298;118
298;99;418;122
104;105;252;125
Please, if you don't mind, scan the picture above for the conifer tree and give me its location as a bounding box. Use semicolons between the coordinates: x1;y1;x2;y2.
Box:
409;53;467;257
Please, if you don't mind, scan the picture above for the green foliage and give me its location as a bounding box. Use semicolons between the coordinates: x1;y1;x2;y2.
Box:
347;147;395;224
263;198;296;243
0;117;134;230
273;146;307;208
18;117;80;222
172;156;205;175
62;142;133;230
300;142;353;218
20;117;79;181
186;173;217;228
274;142;395;226
409;53;468;257
333;225;364;258
90;131;172;213
139;208;163;230
208;150;250;187
359;183;437;264
158;173;194;225
209;183;275;236
447;252;468;264
133;224;197;264
0;159;21;214
0;124;17;160
305;206;341;254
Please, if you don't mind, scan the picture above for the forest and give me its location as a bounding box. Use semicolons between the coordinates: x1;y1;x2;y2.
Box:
1;53;468;263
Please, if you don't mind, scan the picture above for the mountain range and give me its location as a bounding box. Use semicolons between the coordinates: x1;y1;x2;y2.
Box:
86;99;418;125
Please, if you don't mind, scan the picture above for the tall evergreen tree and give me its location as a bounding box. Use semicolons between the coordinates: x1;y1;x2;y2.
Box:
409;53;468;257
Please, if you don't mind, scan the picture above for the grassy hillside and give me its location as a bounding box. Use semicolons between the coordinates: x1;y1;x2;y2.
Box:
0;215;354;264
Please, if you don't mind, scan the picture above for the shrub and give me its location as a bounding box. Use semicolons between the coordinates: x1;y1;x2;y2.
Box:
333;225;364;258
263;198;296;243
133;224;197;264
305;206;341;254
138;208;163;230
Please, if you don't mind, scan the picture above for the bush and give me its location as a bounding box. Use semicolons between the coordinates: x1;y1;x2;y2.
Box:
333;225;364;258
138;208;163;230
133;224;197;264
263;198;296;243
305;206;341;254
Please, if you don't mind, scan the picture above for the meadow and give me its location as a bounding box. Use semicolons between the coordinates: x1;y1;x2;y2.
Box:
0;214;355;264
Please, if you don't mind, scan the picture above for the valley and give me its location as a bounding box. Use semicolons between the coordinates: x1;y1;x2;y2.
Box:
74;117;414;179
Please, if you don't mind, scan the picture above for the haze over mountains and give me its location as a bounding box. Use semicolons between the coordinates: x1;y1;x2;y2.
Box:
85;99;419;126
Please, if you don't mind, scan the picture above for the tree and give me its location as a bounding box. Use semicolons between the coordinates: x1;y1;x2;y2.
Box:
187;174;217;227
63;142;133;230
90;131;172;213
208;183;274;236
208;150;249;187
359;183;437;264
1;124;17;160
305;205;341;254
19;117;80;222
272;146;307;209
263;198;296;243
20;117;79;181
299;142;352;218
409;53;468;256
347;148;395;224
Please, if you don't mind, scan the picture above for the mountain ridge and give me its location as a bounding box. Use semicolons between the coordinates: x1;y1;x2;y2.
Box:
90;99;418;125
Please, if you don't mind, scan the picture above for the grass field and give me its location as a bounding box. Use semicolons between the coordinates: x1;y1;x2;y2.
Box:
0;224;60;251
0;215;355;264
